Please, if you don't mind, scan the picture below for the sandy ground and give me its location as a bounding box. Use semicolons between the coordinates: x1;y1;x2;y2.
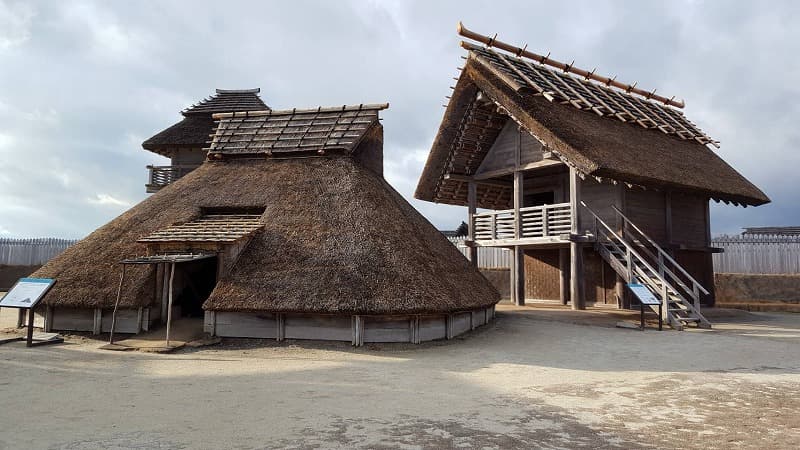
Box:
0;304;798;449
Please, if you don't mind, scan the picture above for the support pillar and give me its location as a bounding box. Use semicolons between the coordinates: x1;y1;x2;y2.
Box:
467;181;478;267
570;243;585;310
513;246;525;306
559;248;569;305
569;167;585;310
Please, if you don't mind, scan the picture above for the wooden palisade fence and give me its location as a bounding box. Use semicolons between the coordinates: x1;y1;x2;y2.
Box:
712;234;800;274
0;238;78;266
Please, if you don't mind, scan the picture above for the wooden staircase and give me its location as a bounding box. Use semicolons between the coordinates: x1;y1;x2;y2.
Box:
581;202;712;330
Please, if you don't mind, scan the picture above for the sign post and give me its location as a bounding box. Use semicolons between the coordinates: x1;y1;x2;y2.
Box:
627;283;663;331
0;278;60;347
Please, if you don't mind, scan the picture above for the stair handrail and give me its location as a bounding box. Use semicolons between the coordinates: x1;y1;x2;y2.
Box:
611;205;710;297
580;202;667;286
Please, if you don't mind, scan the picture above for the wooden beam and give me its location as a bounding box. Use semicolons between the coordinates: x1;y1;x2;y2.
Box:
445;173;510;189
467;182;478;267
473;159;563;181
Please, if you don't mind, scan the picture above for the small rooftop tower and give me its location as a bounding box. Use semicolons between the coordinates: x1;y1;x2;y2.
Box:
141;88;268;192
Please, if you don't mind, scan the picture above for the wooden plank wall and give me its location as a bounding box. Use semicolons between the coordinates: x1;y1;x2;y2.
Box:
670;193;709;247
583;248;618;306
475;121;545;174
577;178;619;233
523;249;561;301
625;189;667;243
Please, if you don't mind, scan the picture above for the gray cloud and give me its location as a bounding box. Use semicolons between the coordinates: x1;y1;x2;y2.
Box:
0;0;796;238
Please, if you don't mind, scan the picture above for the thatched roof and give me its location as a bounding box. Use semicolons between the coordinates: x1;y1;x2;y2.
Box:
416;45;770;207
142;88;269;155
34;119;498;314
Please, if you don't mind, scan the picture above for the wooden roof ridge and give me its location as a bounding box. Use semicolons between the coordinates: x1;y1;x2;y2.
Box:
215;88;261;94
458;39;718;147
457;22;684;109
211;103;390;120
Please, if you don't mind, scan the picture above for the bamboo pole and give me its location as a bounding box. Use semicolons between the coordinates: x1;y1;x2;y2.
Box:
456;22;685;109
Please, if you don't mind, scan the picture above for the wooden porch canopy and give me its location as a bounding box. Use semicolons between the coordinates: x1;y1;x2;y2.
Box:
109;252;218;348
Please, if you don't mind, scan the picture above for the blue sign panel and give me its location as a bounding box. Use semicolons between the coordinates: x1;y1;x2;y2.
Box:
0;278;56;309
627;283;661;305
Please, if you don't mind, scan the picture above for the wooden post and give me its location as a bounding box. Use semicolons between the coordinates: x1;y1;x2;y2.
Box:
25;304;34;347
513;246;525;306
109;264;127;344
559;248;569;305
165;262;175;348
161;263;169;324
44;306;53;333
467;181;478;267
512;168;525;306
513;171;524;240
569;167;585;310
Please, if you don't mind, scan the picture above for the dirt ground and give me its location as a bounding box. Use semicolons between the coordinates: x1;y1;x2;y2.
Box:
0;304;798;449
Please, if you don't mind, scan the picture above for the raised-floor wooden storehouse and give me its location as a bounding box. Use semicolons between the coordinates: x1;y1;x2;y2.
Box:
29;95;499;345
415;24;770;329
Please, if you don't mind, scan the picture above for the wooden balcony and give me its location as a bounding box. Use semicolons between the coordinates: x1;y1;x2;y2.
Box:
146;165;198;193
471;202;572;246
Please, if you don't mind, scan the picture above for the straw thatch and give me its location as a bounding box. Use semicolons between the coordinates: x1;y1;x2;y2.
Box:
416;52;770;207
33;123;499;314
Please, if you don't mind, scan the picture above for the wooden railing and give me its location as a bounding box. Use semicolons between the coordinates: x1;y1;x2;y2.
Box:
146;165;198;193
472;203;571;243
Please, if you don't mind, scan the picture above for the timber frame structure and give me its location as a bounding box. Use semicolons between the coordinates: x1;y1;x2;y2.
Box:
416;23;770;329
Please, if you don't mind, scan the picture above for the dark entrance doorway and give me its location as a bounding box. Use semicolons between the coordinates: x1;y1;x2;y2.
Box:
175;257;218;318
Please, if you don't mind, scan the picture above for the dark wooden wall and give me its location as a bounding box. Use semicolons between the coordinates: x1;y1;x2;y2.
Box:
670;192;709;248
577;178;620;234
523;249;561;301
625;189;667;243
583;248;618;306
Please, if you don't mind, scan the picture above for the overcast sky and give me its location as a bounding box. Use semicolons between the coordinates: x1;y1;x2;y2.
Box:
0;0;797;238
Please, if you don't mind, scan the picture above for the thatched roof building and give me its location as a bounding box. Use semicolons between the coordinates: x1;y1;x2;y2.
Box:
32;99;498;345
413;24;769;330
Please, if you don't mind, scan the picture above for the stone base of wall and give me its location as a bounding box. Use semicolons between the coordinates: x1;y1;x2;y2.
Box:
715;273;800;312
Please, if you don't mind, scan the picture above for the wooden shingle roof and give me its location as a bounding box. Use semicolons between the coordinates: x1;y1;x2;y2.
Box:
138;214;262;243
182;89;269;116
207;103;388;156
